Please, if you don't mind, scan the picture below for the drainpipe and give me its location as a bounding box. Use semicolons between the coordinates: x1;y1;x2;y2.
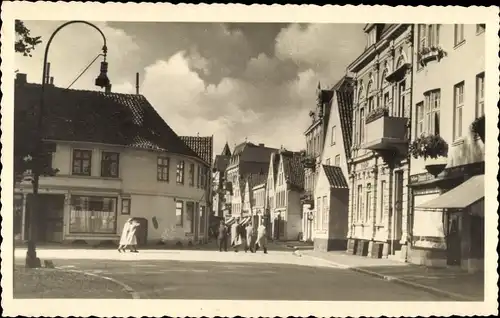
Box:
405;24;415;260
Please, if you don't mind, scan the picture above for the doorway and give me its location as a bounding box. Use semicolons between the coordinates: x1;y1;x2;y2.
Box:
394;170;404;242
446;213;462;266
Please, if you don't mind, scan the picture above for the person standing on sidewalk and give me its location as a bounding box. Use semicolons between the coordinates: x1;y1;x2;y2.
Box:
256;219;268;254
118;218;140;253
217;220;228;252
231;218;242;252
245;222;256;253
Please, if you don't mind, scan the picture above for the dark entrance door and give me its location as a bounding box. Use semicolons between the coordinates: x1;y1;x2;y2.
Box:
446;214;462;266
134;217;148;246
25;194;65;243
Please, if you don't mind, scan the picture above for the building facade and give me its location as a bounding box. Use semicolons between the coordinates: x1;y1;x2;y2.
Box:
223;142;278;220
346;24;413;260
313;76;354;251
212;143;231;218
267;149;305;241
300;85;334;242
252;181;267;228
407;23;485;272
14;74;211;246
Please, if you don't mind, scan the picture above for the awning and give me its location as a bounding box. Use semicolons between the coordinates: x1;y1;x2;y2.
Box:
416;174;484;210
225;216;235;226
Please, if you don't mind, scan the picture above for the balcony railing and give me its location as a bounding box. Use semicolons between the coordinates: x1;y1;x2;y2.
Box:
362;115;408;155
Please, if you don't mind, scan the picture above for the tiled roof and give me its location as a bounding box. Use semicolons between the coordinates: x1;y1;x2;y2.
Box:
180;135;213;165
232;142;278;163
281;150;305;191
332;76;354;166
322;165;348;189
15;81;203;162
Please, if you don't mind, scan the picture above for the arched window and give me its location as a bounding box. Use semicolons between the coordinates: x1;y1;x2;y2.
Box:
366;80;375;111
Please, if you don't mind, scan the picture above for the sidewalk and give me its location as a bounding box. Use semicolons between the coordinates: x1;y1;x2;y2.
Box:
13;265;133;298
300;250;484;301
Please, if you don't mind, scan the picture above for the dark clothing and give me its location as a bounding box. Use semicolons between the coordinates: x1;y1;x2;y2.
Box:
218;237;228;252
218;225;228;239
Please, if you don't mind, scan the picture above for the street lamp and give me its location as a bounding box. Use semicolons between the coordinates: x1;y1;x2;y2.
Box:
25;21;110;268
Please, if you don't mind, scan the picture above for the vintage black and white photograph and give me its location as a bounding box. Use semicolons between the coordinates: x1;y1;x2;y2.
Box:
1;3;498;317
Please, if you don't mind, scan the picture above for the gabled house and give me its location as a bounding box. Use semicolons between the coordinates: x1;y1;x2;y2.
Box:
223;141;278;219
212;142;231;217
14;73;211;246
267;148;305;241
243;172;268;228
313;76;354;251
300;84;334;242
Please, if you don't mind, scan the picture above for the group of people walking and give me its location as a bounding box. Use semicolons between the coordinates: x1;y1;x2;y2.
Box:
217;218;268;254
118;218;141;253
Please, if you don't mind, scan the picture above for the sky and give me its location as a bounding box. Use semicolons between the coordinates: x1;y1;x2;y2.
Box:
15;21;366;155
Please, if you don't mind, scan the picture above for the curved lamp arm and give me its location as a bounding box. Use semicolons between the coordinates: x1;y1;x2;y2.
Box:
41;20;107;86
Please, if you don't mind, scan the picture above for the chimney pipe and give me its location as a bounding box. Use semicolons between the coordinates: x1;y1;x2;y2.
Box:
136;72;140;95
49;77;54;85
45;62;51;84
105;84;112;94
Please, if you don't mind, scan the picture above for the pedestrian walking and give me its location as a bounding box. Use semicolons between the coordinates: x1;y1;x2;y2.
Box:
217;220;228;252
245;222;256;253
256;219;268;254
118;218;140;253
231;218;242;252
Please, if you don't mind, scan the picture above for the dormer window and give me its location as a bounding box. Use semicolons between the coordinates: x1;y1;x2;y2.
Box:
367;28;377;47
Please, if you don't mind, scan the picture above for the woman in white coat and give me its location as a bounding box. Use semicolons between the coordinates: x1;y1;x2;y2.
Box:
118;218;140;253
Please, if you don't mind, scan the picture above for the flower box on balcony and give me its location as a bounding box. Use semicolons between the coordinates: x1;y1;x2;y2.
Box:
409;134;449;160
470;115;485;143
300;154;316;169
365;106;389;125
418;46;447;66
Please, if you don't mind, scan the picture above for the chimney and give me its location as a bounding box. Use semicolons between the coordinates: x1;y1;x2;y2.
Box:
49;77;54;85
258;143;265;147
105;84;112;94
16;73;27;84
136;72;140;95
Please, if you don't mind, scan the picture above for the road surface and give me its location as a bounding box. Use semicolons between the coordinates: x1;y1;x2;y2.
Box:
14;249;451;300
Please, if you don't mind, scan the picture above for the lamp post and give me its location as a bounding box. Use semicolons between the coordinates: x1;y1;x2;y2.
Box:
25;21;110;268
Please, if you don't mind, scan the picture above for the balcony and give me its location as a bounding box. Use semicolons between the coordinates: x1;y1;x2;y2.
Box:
300;191;314;207
362;115;408;155
301;155;316;170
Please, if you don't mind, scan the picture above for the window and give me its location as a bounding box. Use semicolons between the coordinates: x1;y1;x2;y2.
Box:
424;90;441;135
101;152;119;178
201;166;206;189
175;201;183;226
69;195;117;233
453;82;465;141
365;184;372;223
176;160;185;184
199;206;206;235
378;181;386;223
186;202;195;233
418;24;440;49
157;157;169;182
454;24;465;46
418;24;427;52
359;108;365;143
356;185;363;222
189;163;195;186
476;73;485;117
335;155;341;167
72;149;92;176
398;80;406;117
121;198;131;215
415;102;424;137
476;24;485;34
316;197;321;230
383;92;390;108
322;196;328;230
325;158;331;165
331;126;336;145
197;166;201;188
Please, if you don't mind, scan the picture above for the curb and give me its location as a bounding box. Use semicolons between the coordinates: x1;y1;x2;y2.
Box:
299;253;476;301
56;267;140;299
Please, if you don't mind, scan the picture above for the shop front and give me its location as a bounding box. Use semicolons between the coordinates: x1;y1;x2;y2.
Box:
409;170;484;273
